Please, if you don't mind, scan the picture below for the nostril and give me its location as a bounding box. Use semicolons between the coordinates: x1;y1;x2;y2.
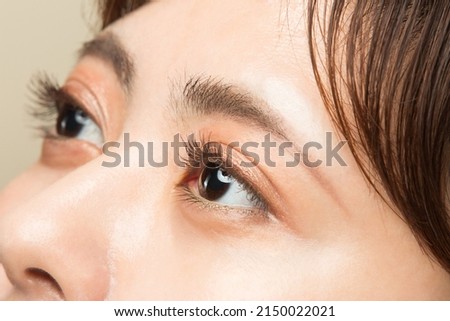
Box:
25;268;65;300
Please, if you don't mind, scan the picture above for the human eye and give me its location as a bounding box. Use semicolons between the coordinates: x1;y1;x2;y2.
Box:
29;72;104;148
177;134;270;218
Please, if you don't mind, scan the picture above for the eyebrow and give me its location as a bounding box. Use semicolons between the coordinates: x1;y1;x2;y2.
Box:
78;32;135;93
172;76;289;139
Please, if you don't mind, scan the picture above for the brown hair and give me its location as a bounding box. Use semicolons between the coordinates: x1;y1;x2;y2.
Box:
97;0;148;29
97;0;450;272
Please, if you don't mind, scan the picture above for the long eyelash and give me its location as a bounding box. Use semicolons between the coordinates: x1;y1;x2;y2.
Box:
27;72;86;140
27;72;62;138
180;133;269;213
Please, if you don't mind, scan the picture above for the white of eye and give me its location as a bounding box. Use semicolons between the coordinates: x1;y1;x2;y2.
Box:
75;114;103;147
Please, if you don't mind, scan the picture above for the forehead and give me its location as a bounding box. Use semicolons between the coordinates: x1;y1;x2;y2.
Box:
94;0;329;147
107;0;309;78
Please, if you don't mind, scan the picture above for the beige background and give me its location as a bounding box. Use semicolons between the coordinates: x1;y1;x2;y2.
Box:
0;0;95;188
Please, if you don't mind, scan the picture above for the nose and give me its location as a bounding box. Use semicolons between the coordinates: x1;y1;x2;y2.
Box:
0;165;112;300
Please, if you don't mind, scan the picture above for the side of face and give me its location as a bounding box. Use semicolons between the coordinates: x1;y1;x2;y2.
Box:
0;0;449;300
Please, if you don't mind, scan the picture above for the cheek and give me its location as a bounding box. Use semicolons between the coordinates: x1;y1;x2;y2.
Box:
326;219;450;300
120;221;450;300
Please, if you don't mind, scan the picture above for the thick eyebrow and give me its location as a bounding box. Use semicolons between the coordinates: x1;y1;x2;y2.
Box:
172;76;288;139
78;32;135;93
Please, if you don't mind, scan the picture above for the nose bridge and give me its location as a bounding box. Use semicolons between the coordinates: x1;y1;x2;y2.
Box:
0;159;124;300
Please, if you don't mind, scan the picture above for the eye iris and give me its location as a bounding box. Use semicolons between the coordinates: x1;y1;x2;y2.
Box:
199;165;234;201
57;105;88;138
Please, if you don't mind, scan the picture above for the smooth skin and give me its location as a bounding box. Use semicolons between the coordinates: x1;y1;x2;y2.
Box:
0;0;449;300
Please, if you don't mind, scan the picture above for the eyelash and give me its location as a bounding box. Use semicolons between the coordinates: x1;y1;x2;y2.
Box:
28;72;88;139
178;133;270;216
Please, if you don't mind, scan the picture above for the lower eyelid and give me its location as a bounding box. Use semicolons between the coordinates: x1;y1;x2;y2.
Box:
40;137;102;168
176;174;271;220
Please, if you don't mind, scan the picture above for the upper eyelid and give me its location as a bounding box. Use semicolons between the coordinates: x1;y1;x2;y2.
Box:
54;88;83;111
60;80;107;131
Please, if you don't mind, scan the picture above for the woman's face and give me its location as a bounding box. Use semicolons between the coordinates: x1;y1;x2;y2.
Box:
0;0;449;300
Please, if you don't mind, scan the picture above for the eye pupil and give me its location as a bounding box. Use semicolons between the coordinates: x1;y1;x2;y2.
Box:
199;165;234;201
57;105;88;138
